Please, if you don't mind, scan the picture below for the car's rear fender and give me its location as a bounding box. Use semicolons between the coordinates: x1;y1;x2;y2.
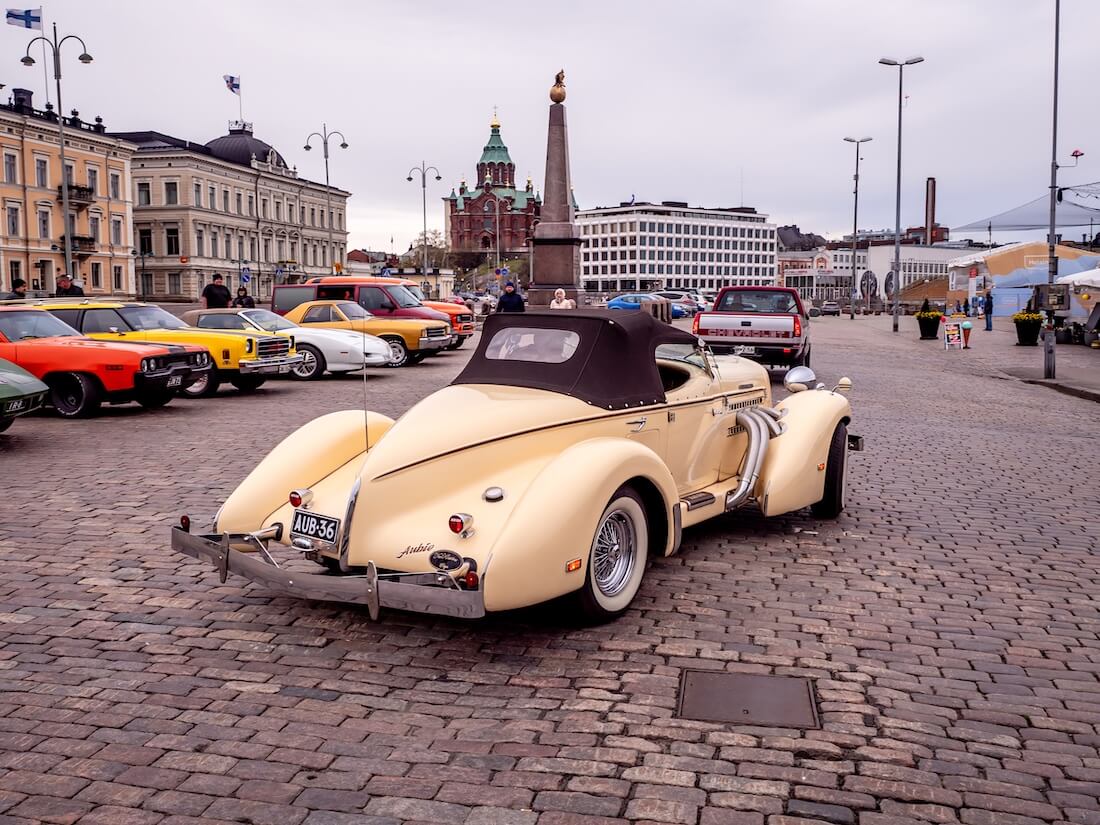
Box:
216;410;394;533
757;390;850;517
485;437;677;612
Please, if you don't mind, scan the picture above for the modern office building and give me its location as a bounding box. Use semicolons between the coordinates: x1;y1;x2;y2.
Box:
577;201;777;293
0;88;136;296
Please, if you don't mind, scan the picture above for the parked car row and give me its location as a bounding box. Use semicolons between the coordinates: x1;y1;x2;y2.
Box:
0;282;476;432
603;289;714;318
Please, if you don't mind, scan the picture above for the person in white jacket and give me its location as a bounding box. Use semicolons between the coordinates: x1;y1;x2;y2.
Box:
549;288;576;310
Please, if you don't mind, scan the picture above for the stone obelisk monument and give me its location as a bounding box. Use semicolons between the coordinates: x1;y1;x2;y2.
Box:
529;70;581;306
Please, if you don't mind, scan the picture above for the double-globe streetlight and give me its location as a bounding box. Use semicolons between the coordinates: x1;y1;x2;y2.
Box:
406;162;442;291
843;136;871;321
879;56;923;333
21;24;93;288
304;124;347;275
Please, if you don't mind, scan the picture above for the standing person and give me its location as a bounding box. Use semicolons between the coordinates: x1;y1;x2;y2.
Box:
963;298;971;317
984;290;994;331
232;287;255;308
495;281;525;313
1;278;26;301
549;288;576;310
54;273;85;297
201;274;232;308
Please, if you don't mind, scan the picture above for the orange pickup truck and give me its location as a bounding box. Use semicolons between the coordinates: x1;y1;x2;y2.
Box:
0;306;212;417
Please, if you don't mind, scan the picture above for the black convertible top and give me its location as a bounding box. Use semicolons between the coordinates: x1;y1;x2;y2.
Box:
452;309;698;409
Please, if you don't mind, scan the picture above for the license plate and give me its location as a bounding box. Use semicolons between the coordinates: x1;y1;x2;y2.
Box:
291;509;340;545
734;346;756;355
167;375;182;388
277;365;290;374
4;398;26;413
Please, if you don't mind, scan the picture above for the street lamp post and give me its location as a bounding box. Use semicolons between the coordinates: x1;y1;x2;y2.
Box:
134;250;152;301
406;161;442;287
304;124;347;275
21;24;93;284
1044;0;1061;380
879;56;923;333
844;137;872;321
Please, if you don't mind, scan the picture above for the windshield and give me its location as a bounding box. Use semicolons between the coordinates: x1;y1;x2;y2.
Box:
715;290;799;314
242;309;296;332
656;343;708;371
404;285;426;301
118;305;188;330
389;285;422;308
0;310;81;340
336;301;371;320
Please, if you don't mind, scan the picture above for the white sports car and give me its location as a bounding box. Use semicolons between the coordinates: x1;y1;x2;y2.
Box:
181;308;391;378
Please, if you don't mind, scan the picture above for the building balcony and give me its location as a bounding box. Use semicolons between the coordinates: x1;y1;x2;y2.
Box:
59;184;96;207
61;235;97;256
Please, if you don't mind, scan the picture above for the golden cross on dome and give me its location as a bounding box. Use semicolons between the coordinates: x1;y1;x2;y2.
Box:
490;106;500;128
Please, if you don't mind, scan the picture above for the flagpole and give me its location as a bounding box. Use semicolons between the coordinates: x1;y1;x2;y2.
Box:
40;13;50;105
238;76;243;121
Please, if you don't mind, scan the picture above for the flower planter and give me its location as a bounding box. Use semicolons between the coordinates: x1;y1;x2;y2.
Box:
1014;320;1042;346
917;315;942;340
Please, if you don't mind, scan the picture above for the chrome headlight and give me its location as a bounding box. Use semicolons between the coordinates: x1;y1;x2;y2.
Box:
245;338;255;354
141;358;150;372
289;335;295;349
783;366;817;393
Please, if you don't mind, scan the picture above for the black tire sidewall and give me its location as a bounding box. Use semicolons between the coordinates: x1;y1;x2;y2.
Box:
812;422;847;518
48;373;100;418
383;338;409;368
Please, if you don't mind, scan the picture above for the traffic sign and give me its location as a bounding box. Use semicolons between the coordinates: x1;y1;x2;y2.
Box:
501;267;509;276
240;272;251;284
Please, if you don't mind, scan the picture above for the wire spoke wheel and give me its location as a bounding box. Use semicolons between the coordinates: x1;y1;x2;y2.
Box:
592;511;636;597
578;487;649;620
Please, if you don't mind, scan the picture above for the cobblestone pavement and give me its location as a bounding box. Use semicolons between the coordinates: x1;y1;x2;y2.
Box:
1;316;1098;825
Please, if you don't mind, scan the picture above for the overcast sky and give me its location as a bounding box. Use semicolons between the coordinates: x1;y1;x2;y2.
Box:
13;0;1100;251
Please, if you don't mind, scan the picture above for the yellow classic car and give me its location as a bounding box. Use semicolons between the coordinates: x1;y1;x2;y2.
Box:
45;301;302;397
283;300;451;368
173;310;861;623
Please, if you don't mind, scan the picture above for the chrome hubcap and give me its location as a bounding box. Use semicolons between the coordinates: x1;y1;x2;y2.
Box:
592;509;636;597
294;350;317;376
186;374;208;394
388;342;405;364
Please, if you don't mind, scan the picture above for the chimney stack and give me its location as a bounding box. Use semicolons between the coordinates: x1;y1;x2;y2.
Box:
11;88;33;113
925;177;936;245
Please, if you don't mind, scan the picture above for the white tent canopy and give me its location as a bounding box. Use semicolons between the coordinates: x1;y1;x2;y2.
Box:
955;183;1100;232
1056;269;1100;289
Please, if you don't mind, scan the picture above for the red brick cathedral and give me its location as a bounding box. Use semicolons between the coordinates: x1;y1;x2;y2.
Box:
444;113;541;254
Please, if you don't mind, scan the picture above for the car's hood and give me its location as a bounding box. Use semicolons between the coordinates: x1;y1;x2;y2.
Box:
0;360;48;395
297;327;389;355
20;335;169;355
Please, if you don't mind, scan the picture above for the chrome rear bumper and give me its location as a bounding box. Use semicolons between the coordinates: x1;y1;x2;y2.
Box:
171;527;485;619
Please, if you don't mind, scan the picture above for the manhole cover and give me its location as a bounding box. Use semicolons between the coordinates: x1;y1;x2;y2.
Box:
677;670;820;728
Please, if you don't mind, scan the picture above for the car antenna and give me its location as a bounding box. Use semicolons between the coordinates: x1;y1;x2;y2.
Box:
361;305;370;454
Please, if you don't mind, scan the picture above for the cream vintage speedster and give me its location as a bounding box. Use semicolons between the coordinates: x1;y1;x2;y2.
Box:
172;310;860;621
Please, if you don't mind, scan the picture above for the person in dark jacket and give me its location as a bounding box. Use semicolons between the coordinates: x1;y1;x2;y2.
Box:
495;282;525;313
55;273;84;297
984;290;993;331
232;287;256;308
1;278;26;301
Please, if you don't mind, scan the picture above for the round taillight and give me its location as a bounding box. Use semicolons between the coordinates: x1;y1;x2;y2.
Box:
464;570;479;589
179;515;190;532
289;491;303;507
448;515;465;534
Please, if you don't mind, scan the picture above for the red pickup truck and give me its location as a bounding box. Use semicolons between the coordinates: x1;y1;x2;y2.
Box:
692;286;811;368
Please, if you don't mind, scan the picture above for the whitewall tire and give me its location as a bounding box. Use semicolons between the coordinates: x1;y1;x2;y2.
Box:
578;487;649;621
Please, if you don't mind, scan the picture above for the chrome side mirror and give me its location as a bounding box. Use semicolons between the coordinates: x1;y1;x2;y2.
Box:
108;326;121;334
783;366;817;393
833;376;852;394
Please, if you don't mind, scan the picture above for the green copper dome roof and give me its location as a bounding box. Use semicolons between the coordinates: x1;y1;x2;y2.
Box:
478;123;513;167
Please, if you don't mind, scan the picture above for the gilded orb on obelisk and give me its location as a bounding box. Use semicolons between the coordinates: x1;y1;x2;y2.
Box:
550;70;566;103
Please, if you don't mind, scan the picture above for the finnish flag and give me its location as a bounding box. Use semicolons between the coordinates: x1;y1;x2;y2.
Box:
5;7;42;29
223;74;241;95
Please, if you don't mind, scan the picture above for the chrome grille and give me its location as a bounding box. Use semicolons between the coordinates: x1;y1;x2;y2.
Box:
257;336;290;359
426;327;447;338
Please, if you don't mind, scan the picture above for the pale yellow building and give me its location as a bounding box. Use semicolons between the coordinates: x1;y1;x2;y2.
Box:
0;88;136;295
112;121;350;301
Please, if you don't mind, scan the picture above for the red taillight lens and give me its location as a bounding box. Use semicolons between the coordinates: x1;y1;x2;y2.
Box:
692;314;700;335
464;570;479;589
289;491;303;507
793;315;802;338
179;515;190;533
449;515;466;533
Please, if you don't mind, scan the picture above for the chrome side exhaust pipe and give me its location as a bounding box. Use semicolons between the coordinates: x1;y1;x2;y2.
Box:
725;407;781;511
